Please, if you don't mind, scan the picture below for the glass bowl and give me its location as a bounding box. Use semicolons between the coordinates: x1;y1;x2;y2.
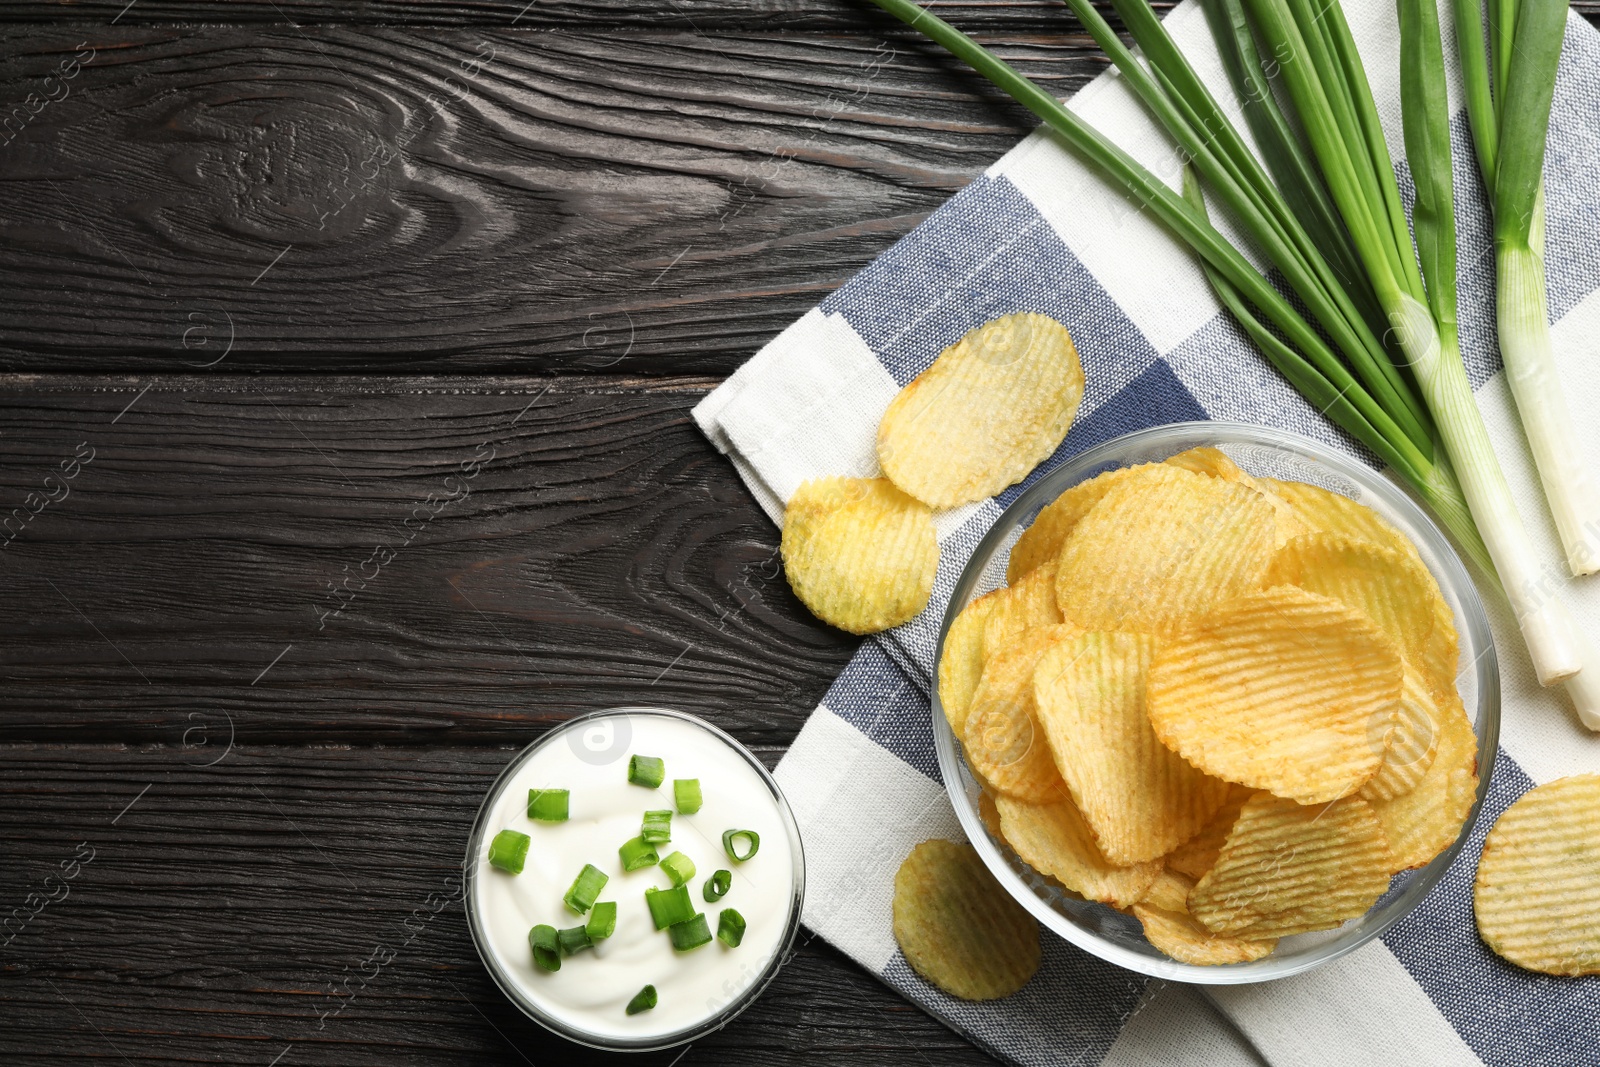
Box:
932;422;1499;983
463;707;806;1051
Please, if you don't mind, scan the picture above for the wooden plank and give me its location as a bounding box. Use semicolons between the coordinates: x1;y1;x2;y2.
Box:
0;374;857;745
0;25;1096;376
0;743;1001;1066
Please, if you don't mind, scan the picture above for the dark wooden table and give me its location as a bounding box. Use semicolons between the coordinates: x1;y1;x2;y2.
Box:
2;3;1594;1065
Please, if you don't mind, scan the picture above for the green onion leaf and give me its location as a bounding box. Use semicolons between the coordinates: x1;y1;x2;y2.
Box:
487;829;530;874
645;885;696;930
628;755;665;789
722;829;759;863
625;984;657;1015
527;788;569;823
660;851;696;888
557;925;592;956
619;836;659;872
563;863;609;915
673;778;703;815
585;901;617;941
668;913;713;952
703;869;732;902
641;809;673;845
717;908;746;948
529;924;560;972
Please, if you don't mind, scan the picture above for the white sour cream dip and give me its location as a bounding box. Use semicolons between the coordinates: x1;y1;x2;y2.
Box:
469;709;801;1046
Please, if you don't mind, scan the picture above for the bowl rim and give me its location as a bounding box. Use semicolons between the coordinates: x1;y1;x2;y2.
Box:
462;706;808;1050
931;420;1501;984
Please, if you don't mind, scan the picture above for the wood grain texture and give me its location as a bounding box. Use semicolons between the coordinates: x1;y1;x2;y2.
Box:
0;374;857;745
0;24;1094;375
0;744;1002;1067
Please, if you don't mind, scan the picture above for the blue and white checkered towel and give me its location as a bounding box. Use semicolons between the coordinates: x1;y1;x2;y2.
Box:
693;3;1600;1064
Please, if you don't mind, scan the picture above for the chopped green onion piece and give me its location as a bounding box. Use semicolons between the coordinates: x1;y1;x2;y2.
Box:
563;863;609;915
641;809;672;845
625;984;657;1015
668;913;713;952
529;924;560;972
585;901;617;941
703;869;732;902
628;754;665;788
673;778;702;814
659;851;696;888
644;885;695;930
527;788;569;822
722;828;759;863
557;925;592;956
619;836;659;872
717;908;746;948
487;829;530;874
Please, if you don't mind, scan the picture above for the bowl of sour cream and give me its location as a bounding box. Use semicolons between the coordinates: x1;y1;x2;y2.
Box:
464;707;806;1052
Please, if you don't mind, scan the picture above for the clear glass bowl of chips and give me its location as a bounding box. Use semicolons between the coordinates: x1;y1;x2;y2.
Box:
931;421;1499;983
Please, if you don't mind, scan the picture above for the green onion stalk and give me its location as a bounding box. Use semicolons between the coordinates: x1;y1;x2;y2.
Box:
860;0;1595;719
1453;0;1600;578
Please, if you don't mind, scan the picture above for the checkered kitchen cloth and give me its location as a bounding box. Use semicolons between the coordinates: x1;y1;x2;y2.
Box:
693;3;1600;1064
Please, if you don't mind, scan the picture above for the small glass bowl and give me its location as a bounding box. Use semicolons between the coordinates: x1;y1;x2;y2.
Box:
463;707;806;1051
932;422;1499;983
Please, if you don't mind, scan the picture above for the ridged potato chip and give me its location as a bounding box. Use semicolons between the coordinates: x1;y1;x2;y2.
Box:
893;839;1042;999
1005;465;1153;583
1033;631;1230;864
957;624;1078;739
994;793;1161;908
1164;785;1255;881
781;477;939;634
1164;447;1306;546
964;680;1066;804
1367;688;1478;869
1133;868;1278;965
982;561;1064;657
938;589;1004;734
1147;586;1403;803
1258;477;1423;563
1054;465;1277;637
1189;792;1396;938
1359;666;1441;803
877;313;1085;509
1474;774;1600;976
977;787;1005;841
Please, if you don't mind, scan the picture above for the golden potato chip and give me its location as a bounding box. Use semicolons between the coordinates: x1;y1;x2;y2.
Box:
1474;774;1600;976
957;623;1077;739
1165;785;1255;881
893;839;1042;999
1053;465;1277;637
994;793;1161;908
1259;477;1422;564
1147;586;1403;803
1164;447;1306;546
1033;631;1230;864
781;476;938;634
1367;688;1478;869
877;313;1085;509
1006;465;1154;583
1133;869;1277;965
1359;666;1441;803
977;787;1005;841
938;589;1004;734
982;561;1064;657
963;680;1065;805
1189;793;1396;938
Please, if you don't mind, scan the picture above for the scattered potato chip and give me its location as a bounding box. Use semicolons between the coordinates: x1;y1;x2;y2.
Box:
877;313;1085;509
1054;465;1277;637
1147;586;1403;803
1189;793;1396;938
982;561;1064;657
1474;774;1600;976
781;476;939;634
938;589;1004;734
893;839;1042;999
1359;666;1441;803
1367;688;1478;869
1164;785;1255;881
964;681;1066;805
994;793;1161;909
1133;869;1277;965
1006;465;1153;583
1033;631;1230;864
